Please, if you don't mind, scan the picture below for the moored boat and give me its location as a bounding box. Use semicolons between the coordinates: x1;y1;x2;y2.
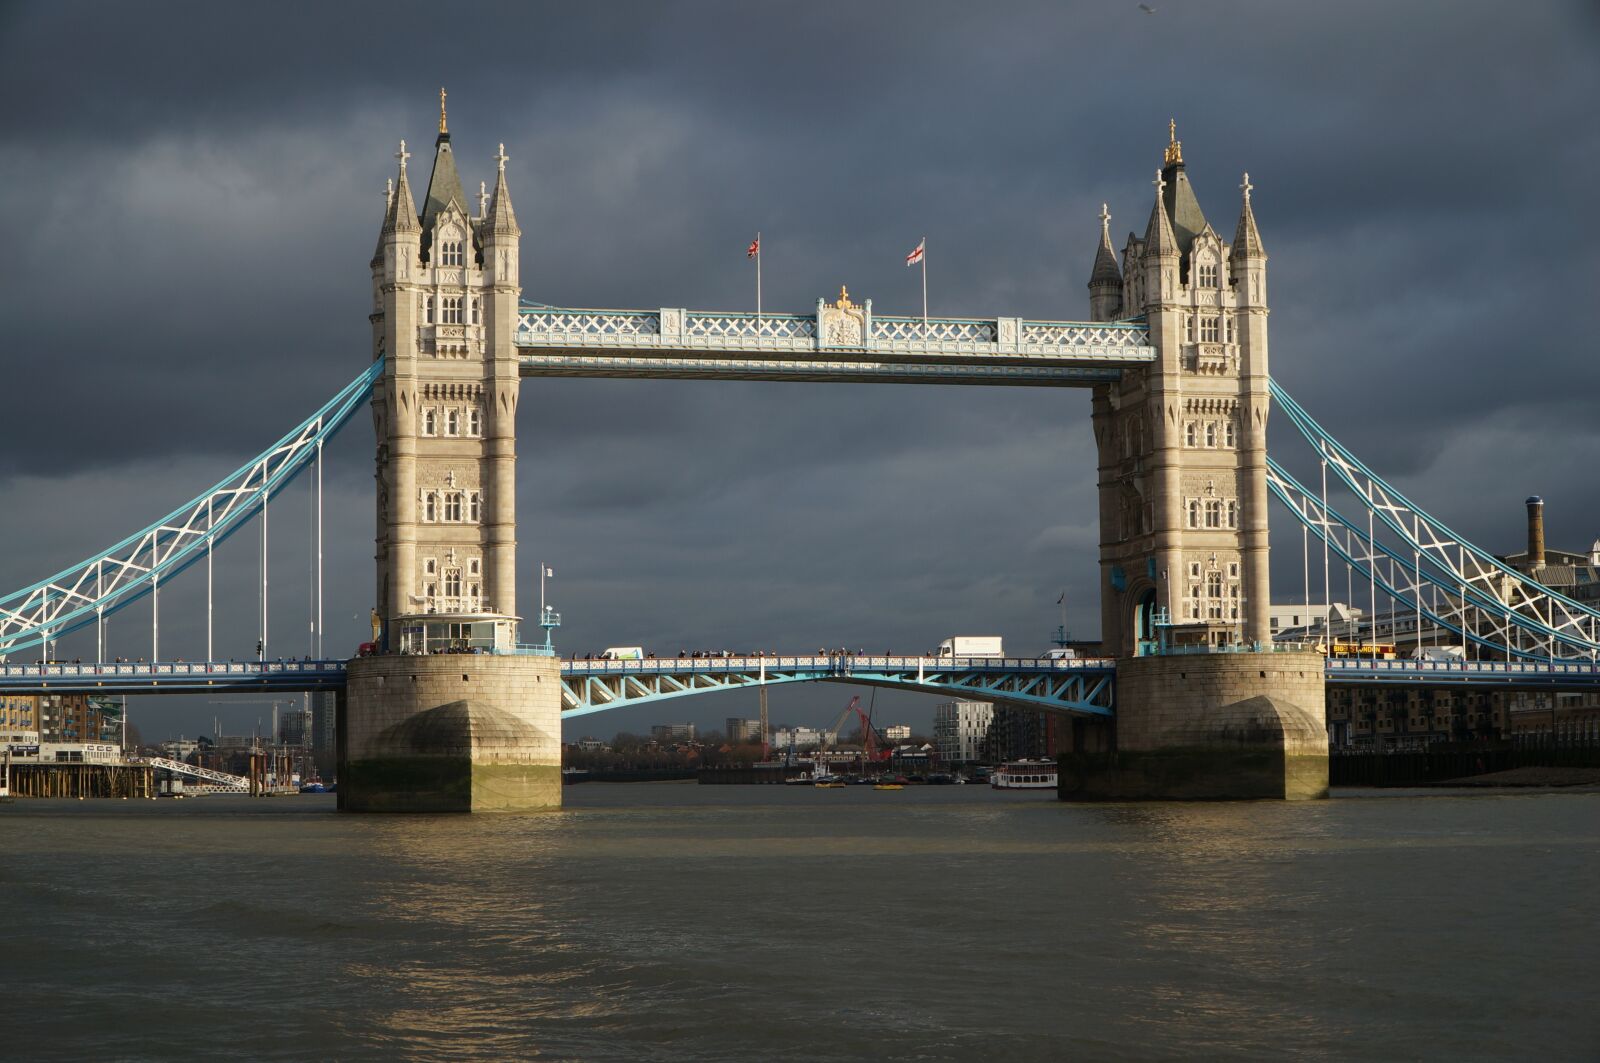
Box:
989;759;1057;790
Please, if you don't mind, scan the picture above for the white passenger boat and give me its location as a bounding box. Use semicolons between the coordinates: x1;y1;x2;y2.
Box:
989;759;1057;789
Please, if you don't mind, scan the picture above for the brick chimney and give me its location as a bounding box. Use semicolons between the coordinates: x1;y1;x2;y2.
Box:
1526;496;1545;569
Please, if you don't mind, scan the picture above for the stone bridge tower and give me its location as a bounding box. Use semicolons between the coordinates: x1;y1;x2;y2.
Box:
1065;126;1326;802
1088;124;1271;658
343;97;561;814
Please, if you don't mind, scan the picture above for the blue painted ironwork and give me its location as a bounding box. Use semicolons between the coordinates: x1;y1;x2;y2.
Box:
0;361;383;659
1270;379;1600;660
0;659;348;695
556;655;1117;718
1326;657;1600;691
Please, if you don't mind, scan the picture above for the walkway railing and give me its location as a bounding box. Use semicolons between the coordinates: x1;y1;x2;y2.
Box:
517;304;1152;363
0;659;348;693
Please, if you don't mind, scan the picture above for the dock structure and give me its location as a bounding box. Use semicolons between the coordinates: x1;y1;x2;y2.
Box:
4;761;155;799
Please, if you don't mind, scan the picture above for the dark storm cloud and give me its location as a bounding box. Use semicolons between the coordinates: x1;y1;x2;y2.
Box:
2;1;1597;736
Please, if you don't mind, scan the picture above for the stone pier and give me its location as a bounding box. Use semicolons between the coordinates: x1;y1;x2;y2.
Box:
339;654;562;812
1058;651;1328;801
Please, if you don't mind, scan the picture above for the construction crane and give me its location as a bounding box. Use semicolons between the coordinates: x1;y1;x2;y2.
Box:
822;695;894;762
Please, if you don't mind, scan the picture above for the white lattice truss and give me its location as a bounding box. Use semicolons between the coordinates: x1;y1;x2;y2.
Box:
559;656;1116;718
141;756;249;790
0;361;382;658
516;305;1153;363
1268;380;1600;661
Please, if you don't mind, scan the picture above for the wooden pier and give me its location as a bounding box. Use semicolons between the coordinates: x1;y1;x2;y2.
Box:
4;762;155;799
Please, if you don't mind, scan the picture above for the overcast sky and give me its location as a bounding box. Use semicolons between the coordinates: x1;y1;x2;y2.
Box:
2;1;1597;741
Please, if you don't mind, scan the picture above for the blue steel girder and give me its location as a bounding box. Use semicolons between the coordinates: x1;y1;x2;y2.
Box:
0;659;349;695
557;656;1117;718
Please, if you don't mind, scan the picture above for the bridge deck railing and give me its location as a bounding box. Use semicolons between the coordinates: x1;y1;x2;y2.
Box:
559;655;1117;675
0;660;348;681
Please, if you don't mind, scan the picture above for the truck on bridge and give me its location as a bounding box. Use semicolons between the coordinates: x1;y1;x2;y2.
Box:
935;636;1004;659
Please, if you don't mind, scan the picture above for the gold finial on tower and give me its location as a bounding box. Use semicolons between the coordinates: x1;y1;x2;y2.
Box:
833;285;856;311
439;87;448;134
1164;118;1183;166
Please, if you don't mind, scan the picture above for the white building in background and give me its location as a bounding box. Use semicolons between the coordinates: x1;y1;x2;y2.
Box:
771;727;823;751
934;700;993;763
1268;601;1363;639
880;724;912;742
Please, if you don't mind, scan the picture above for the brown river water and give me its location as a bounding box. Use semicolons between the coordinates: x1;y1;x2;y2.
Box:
3;784;1596;1061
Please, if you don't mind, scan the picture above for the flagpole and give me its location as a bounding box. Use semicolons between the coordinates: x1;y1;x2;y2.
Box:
921;236;928;330
756;231;762;331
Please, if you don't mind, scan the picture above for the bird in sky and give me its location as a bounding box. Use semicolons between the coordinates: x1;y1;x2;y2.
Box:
1138;3;1156;12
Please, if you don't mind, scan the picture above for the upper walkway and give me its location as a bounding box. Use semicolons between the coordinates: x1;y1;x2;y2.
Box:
515;303;1153;386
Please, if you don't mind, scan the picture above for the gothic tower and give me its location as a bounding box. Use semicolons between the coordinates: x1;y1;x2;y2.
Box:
370;92;522;652
1088;124;1271;657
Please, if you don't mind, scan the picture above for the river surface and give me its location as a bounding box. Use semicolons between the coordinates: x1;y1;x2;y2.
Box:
3;784;1596;1061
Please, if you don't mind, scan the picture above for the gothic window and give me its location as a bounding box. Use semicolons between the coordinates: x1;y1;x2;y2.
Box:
445;408;460;436
423;493;438;522
1205;500;1223;529
1207;572;1225;618
422;407;437;436
441;296;464;325
1197;262;1218;288
1184;314;1195;343
1184;421;1198;448
468;558;481;577
1204;422;1218;448
1187;499;1202;528
1226;500;1238;528
467;491;481;522
1223;419;1237;448
425;296;435;325
443;569;462;597
1220;314;1231;342
1228;561;1240;579
1189;562;1202;580
466;406;482;436
444;492;462;522
424;558;437;577
425;582;438;608
439;240;464;267
471;298;481;326
469;582;480;602
1200;316;1220;343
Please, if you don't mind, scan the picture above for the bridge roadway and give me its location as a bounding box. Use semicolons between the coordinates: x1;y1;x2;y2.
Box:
6;655;1600;711
515;304;1154;386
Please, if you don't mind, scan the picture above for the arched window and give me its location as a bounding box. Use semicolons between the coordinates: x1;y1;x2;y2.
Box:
466;406;482;436
445;408;460;436
468;558;481;577
1185;421;1198;448
1205;500;1223;528
423;493;438;522
439;239;464;267
425;296;435;325
443;568;462;597
1226;500;1238;528
1200;316;1220;343
422;408;437;436
471;298;481;326
1223;419;1236;448
441;296;463;325
1204;422;1218;448
467;491;481;522
1187;499;1202;528
1197;261;1218;288
444;492;462;522
1184;314;1195;343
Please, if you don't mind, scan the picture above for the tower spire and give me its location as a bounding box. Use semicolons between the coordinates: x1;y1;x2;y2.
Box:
1232;171;1266;259
1144;167;1176;256
487;143;518;235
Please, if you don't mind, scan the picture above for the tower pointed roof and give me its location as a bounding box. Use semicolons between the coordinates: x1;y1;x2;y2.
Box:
486;143;519;237
1089;203;1122;287
1231;172;1266;260
1144;168;1177;257
1159;122;1209;267
382;141;420;236
421;130;469;231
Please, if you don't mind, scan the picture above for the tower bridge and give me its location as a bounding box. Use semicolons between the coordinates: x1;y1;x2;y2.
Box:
5;109;1597;810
